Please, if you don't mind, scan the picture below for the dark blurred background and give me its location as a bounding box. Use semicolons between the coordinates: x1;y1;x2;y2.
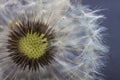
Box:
82;0;120;80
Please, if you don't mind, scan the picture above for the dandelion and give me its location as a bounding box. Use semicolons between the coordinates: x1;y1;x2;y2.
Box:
0;0;108;80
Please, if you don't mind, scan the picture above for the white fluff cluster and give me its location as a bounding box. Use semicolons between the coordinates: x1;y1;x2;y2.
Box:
0;0;108;80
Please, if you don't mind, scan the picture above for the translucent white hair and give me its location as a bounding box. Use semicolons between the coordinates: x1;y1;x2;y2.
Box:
0;0;108;80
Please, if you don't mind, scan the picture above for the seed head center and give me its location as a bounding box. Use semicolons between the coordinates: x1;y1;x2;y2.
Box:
18;32;48;59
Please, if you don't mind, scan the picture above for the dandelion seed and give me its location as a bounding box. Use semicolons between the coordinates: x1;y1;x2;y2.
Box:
0;0;108;80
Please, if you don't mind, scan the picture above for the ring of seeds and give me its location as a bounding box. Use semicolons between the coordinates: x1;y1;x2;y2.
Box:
7;20;55;71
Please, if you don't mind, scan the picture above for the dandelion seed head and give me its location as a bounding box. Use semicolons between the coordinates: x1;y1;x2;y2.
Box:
0;0;108;80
